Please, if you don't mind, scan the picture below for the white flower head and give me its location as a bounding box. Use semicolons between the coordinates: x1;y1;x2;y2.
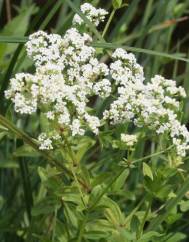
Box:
121;134;138;147
38;133;53;150
5;3;189;156
73;3;108;27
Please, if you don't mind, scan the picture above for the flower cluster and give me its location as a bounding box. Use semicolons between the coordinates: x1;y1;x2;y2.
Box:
38;132;61;150
73;3;108;26
5;21;110;147
103;48;188;156
5;3;189;157
121;134;138;147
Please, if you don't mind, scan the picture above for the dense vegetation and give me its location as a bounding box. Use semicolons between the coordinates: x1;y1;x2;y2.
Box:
1;0;189;241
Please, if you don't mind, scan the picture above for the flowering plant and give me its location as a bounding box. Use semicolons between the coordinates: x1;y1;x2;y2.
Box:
5;3;189;157
1;1;189;242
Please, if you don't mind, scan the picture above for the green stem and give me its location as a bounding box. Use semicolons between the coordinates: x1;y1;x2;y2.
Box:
124;196;146;226
102;9;116;38
71;166;87;208
0;114;71;176
40;0;63;30
132;145;174;164
137;197;152;238
63;134;87;207
64;135;78;166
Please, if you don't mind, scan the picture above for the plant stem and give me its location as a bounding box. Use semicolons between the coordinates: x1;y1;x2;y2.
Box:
0;114;72;176
71;166;87;208
124;196;146;226
5;0;11;22
64;135;78;166
63;134;87;207
137;197;152;238
132;145;174;164
102;9;116;38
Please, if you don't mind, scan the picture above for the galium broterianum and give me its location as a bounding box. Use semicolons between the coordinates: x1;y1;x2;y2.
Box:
5;3;189;157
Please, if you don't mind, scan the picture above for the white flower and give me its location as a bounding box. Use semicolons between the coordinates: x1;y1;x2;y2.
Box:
73;3;108;27
104;48;189;157
38;133;53;150
93;79;111;98
46;111;55;120
5;3;189;156
85;114;100;135
70;119;85;136
5;73;38;114
121;134;138;147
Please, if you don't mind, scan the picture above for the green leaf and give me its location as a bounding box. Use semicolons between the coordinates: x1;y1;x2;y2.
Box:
110;229;135;241
1;37;189;63
0;6;36;68
104;197;125;226
92;42;189;63
75;136;96;162
143;162;153;180
138;231;162;242
89;185;104;206
112;0;122;9
130;215;140;234
0;36;28;43
180;200;189;212
147;175;189;231
38;167;49;182
32;198;59;216
166;232;186;242
112;169;129;191
13;144;39;157
0;131;7;141
64;203;78;228
166;213;182;225
0;124;8;131
84;231;109;240
0;161;19;169
38;166;61;182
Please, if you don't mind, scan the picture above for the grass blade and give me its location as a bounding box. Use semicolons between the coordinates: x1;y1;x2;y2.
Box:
92;42;189;63
1;37;188;63
0;36;28;43
19;158;33;221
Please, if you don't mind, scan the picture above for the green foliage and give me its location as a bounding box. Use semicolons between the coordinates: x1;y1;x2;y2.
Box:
1;0;189;242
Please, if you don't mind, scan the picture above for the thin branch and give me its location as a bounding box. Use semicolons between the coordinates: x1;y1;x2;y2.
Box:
6;0;11;22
